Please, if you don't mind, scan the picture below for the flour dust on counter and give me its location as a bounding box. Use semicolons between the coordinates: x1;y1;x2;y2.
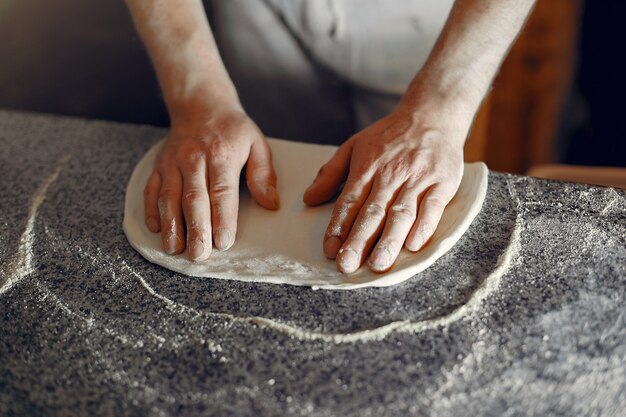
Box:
124;212;521;343
124;138;488;289
0;154;71;295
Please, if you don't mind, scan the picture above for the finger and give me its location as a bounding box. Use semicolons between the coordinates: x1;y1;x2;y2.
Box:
144;170;162;233
303;141;352;206
246;139;279;210
322;175;372;260
158;168;185;255
209;158;242;251
367;179;421;272
406;184;452;252
336;174;402;273
181;154;211;261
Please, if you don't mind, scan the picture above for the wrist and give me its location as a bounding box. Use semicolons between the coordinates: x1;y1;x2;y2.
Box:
157;38;242;123
402;64;483;114
167;84;243;128
396;68;485;144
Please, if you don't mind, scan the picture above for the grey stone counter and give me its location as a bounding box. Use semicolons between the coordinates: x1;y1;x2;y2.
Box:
1;110;625;417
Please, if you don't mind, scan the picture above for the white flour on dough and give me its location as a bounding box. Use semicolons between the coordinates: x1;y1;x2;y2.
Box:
123;138;488;289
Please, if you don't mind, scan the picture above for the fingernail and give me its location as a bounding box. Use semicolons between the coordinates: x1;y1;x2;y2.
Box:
324;236;342;259
165;233;179;255
214;228;233;251
188;239;206;261
337;248;359;273
407;232;425;252
369;246;392;271
146;217;159;233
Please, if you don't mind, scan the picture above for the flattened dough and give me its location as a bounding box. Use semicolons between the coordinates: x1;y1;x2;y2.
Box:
123;138;488;289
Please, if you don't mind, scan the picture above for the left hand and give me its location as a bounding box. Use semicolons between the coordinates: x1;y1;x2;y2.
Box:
303;103;466;273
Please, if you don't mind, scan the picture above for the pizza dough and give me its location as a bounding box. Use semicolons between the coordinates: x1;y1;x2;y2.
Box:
123;138;488;289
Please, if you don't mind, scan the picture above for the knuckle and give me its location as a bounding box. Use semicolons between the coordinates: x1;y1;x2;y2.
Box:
417;224;435;240
210;182;236;200
182;189;205;205
425;196;446;211
325;227;341;239
337;193;361;207
423;224;435;235
180;150;205;168
208;141;234;160
380;161;404;178
375;172;393;187
389;203;415;219
158;188;178;203
364;202;386;219
403;178;423;191
186;221;209;237
377;238;401;252
406;166;430;183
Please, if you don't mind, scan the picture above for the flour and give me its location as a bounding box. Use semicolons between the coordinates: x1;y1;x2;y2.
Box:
122;215;520;343
0;154;70;295
123;138;488;289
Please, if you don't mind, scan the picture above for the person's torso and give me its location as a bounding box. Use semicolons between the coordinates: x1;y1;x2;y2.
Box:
264;0;455;94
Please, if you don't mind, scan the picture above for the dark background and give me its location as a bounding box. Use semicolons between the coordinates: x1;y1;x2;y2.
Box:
563;2;626;167
0;0;623;169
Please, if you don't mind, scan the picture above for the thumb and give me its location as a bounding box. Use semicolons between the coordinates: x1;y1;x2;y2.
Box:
246;139;280;210
303;142;352;206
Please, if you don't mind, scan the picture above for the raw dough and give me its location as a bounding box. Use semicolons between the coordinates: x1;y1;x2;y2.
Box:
123;138;488;289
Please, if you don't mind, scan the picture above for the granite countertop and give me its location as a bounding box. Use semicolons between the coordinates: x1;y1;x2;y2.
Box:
1;110;625;417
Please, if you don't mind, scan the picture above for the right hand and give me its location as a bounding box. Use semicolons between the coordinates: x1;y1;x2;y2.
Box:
143;106;279;261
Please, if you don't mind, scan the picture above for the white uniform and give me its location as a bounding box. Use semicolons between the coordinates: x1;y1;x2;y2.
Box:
210;0;454;144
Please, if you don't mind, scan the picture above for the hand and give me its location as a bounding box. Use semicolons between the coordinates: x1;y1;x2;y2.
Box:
144;106;279;261
303;104;465;273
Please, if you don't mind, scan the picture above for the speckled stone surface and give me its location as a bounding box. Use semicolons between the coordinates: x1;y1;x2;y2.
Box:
0;110;625;417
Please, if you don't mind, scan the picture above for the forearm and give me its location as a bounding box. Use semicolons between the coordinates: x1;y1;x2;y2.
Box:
125;0;239;123
400;0;536;141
